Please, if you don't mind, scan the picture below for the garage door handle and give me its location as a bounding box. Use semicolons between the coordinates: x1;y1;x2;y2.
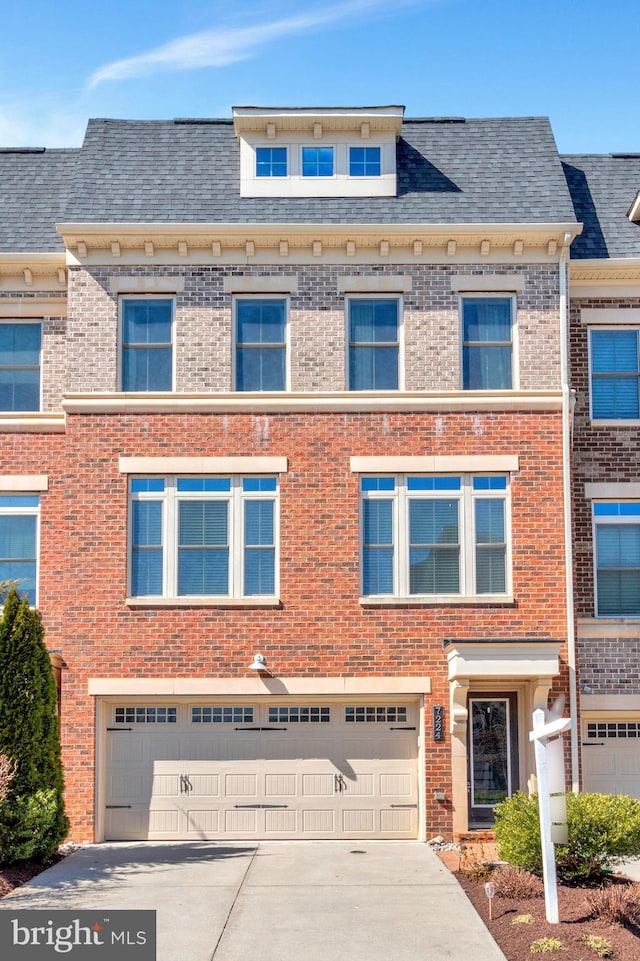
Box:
581;742;605;747
234;804;289;809
107;727;132;732
236;726;288;731
390;804;418;808
390;726;416;731
106;805;132;809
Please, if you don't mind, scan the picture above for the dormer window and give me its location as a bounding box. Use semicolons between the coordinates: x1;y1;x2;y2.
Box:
234;105;403;198
256;147;287;178
302;147;334;178
350;147;381;177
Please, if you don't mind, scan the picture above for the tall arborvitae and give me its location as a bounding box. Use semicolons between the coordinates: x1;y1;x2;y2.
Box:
0;587;68;857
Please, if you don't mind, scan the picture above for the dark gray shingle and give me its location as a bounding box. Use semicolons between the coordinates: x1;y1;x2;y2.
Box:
0;148;78;252
65;116;576;226
562;154;640;259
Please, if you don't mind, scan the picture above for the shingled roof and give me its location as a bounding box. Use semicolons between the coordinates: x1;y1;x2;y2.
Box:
562;154;640;259
0;115;580;252
0;148;78;252
63;116;576;226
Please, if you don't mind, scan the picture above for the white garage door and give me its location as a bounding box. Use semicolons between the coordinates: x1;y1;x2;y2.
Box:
104;700;419;840
582;718;640;798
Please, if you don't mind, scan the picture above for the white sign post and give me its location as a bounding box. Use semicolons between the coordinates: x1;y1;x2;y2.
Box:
529;698;571;924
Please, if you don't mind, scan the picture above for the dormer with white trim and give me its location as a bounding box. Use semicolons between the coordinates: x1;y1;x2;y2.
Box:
628;188;640;223
233;105;404;199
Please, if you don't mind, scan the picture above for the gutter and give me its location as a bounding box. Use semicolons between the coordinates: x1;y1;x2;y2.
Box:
559;232;579;792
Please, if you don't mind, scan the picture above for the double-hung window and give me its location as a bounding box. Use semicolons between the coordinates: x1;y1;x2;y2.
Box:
589;328;640;420
593;502;640;617
360;475;508;599
130;476;278;600
348;298;399;390
0;323;41;411
256;147;287;178
235;298;287;391
121;298;173;392
302;147;334;177
0;494;39;603
462;297;513;390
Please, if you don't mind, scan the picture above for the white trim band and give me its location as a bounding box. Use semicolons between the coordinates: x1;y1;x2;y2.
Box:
350;455;519;473
584;482;640;499
119;456;288;475
0;474;48;491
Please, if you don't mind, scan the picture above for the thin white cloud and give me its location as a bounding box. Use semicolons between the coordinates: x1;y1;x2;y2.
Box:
87;1;408;89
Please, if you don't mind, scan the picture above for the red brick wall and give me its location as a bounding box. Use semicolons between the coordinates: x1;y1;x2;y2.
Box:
0;408;565;840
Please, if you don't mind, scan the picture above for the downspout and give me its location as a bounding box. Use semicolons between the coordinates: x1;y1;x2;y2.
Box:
559;233;579;792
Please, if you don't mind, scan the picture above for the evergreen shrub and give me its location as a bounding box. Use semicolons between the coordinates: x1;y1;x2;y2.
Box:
494;791;640;880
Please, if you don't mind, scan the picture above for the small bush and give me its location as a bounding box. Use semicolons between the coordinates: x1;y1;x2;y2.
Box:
493;864;544;899
581;934;613;958
512;914;535;925
529;937;564;953
0;789;61;864
458;842;494;880
494;791;640;880
585;881;640;927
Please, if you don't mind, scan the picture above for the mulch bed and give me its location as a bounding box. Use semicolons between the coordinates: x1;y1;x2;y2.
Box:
458;873;640;961
0;861;49;899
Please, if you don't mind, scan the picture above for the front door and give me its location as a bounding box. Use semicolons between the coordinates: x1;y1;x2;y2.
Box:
468;694;519;826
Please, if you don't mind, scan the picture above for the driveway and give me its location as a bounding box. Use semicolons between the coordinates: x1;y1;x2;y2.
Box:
0;841;506;961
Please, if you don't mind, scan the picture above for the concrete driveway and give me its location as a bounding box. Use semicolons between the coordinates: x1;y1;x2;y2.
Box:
0;841;506;961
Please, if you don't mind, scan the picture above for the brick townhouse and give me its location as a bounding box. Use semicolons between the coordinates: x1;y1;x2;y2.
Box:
0;104;596;843
563;152;640;797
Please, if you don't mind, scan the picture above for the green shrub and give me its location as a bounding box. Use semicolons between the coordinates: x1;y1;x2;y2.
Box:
494;791;640;881
0;789;61;864
0;588;68;864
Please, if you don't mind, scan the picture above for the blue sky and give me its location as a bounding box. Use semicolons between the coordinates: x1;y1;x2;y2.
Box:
0;0;636;153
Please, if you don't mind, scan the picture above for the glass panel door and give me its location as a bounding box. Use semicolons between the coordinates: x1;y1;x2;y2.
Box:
469;698;513;814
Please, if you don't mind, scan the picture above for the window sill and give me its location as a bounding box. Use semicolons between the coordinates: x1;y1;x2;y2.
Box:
126;596;281;608
359;594;514;607
590;419;640;427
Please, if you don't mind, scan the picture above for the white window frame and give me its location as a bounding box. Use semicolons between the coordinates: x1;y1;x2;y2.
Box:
459;294;519;391
345;294;404;391
592;500;640;619
0;320;43;412
0;493;40;605
588;326;640;424
118;295;175;393
128;476;279;602
232;295;290;392
359;474;511;602
254;145;289;179
300;144;336;179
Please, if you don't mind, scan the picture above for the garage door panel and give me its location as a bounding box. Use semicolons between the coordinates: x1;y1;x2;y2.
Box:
108;736;144;763
342;809;375;833
105;807;148;840
148;809;180;835
225;773;258;797
380;808;416;833
189;774;220;796
185;809;219;833
264;773;297;797
105;700;420;840
380;773;413;797
343;774;374;796
265;809;297;833
302;809;335;833
302;773;334;796
225;809;259;833
151;774;178;798
583;718;640;800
